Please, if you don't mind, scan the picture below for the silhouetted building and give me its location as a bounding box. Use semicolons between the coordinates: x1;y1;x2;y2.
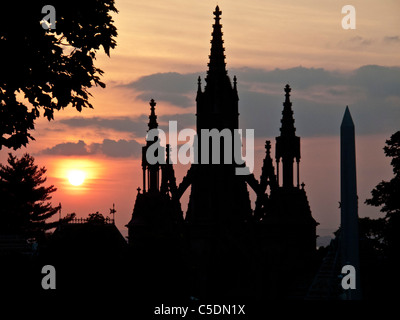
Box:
127;5;318;299
45;215;127;292
126;99;183;248
254;85;318;298
126;100;186;298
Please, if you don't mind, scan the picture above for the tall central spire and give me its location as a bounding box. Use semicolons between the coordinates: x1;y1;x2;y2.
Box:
206;5;227;80
196;5;239;133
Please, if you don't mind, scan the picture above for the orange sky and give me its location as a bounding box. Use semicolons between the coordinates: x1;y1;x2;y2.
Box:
1;0;399;239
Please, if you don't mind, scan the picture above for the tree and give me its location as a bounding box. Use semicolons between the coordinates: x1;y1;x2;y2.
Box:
0;1;118;150
365;131;400;265
365;131;400;222
0;153;74;236
87;212;107;224
365;131;400;216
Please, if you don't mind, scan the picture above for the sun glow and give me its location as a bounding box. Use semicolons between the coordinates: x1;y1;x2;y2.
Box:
51;158;100;191
67;169;86;186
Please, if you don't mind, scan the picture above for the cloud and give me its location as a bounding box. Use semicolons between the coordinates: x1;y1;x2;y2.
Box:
59;116;148;137
40;65;400;159
351;65;400;97
41;139;142;158
119;65;400;138
136;92;192;108
384;35;400;44
59;113;196;137
90;139;142;158
41;140;90;156
350;36;372;46
158;113;195;132
120;72;203;108
236;65;400;137
231;66;343;91
338;36;373;49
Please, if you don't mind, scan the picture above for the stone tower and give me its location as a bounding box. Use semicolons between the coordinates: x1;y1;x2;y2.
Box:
184;5;252;226
255;85;318;298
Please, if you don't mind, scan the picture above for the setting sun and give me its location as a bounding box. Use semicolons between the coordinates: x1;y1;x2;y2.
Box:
67;169;86;186
51;158;104;192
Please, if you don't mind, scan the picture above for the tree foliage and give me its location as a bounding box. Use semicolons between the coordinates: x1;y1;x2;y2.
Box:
365;131;400;217
87;212;106;224
0;153;74;236
365;131;400;261
0;1;118;149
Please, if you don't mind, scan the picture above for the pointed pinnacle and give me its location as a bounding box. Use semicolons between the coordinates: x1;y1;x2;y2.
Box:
265;140;271;155
148;99;158;130
341;106;355;128
214;5;222;19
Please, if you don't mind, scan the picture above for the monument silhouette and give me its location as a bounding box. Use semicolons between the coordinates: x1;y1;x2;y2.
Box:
127;6;318;299
340;106;362;299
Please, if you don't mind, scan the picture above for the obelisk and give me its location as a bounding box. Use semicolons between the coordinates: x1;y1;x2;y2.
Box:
340;106;362;299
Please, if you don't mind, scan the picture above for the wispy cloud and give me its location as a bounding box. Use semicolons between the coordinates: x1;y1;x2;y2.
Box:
338;36;373;49
59;116;148;137
118;65;400;137
120;72;202;108
41;139;142;158
41;140;90;156
383;35;400;44
50;65;400;142
59;113;195;134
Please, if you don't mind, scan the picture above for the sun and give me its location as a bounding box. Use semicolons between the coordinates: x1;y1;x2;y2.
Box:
67;169;86;186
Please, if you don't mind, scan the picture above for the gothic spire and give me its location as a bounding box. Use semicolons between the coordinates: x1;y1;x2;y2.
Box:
279;84;296;137
148;99;158;130
275;84;301;188
160;144;178;198
260;140;278;192
206;5;227;80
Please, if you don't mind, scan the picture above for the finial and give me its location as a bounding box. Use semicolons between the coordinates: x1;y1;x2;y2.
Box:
265;140;271;155
233;75;237;89
284;84;291;100
150;98;156;109
148;99;158;130
301;182;305;190
197;76;202;92
214;5;222;20
279;84;296;136
207;4;227;78
137;187;141;194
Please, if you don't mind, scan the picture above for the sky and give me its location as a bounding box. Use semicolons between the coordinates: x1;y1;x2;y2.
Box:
1;0;399;240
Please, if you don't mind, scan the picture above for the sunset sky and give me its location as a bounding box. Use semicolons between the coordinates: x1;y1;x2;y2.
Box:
1;0;399;240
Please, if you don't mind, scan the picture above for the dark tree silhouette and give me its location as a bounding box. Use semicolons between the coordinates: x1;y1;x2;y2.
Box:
365;131;400;278
87;212;106;224
0;153;74;236
365;131;400;216
0;1;118;150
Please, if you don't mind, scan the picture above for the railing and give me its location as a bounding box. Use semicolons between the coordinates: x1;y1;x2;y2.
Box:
68;217;114;224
